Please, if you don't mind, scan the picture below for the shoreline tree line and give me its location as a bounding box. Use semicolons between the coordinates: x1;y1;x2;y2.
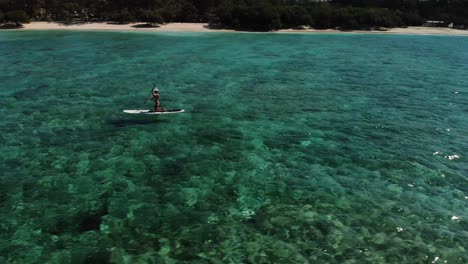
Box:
0;0;467;31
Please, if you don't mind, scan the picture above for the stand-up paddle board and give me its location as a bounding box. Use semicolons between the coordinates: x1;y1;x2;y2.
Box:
123;109;184;115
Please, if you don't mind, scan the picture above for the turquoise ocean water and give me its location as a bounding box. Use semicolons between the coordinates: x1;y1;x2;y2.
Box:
0;31;467;263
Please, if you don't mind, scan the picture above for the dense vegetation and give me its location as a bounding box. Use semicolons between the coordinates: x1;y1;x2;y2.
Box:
0;0;467;30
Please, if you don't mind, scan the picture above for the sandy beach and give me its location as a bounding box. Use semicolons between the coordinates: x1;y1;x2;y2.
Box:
10;22;468;36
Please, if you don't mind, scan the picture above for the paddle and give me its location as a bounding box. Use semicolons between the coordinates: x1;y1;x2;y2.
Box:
144;83;157;105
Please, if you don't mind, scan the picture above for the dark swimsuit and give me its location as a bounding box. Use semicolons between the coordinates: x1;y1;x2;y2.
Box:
153;93;161;111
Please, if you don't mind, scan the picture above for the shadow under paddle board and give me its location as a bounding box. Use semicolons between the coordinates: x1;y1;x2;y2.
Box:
123;109;185;115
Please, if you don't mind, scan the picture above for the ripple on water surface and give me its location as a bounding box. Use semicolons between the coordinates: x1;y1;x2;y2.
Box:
0;31;467;263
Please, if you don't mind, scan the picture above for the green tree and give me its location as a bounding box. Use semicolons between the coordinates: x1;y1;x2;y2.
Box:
193;0;220;19
175;1;199;22
216;1;235;26
0;10;4;22
399;11;423;26
112;8;135;24
216;0;281;31
308;4;334;29
5;10;30;26
142;10;163;26
281;5;311;28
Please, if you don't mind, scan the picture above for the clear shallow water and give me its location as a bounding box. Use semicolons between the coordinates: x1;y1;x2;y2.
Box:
0;31;467;263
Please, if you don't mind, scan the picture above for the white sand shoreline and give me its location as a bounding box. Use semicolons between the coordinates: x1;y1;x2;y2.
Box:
7;22;468;36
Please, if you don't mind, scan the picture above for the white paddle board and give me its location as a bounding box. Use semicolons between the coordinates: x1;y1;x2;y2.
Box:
123;109;184;115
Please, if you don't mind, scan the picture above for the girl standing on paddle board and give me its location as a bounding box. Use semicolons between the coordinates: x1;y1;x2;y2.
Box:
152;87;165;112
